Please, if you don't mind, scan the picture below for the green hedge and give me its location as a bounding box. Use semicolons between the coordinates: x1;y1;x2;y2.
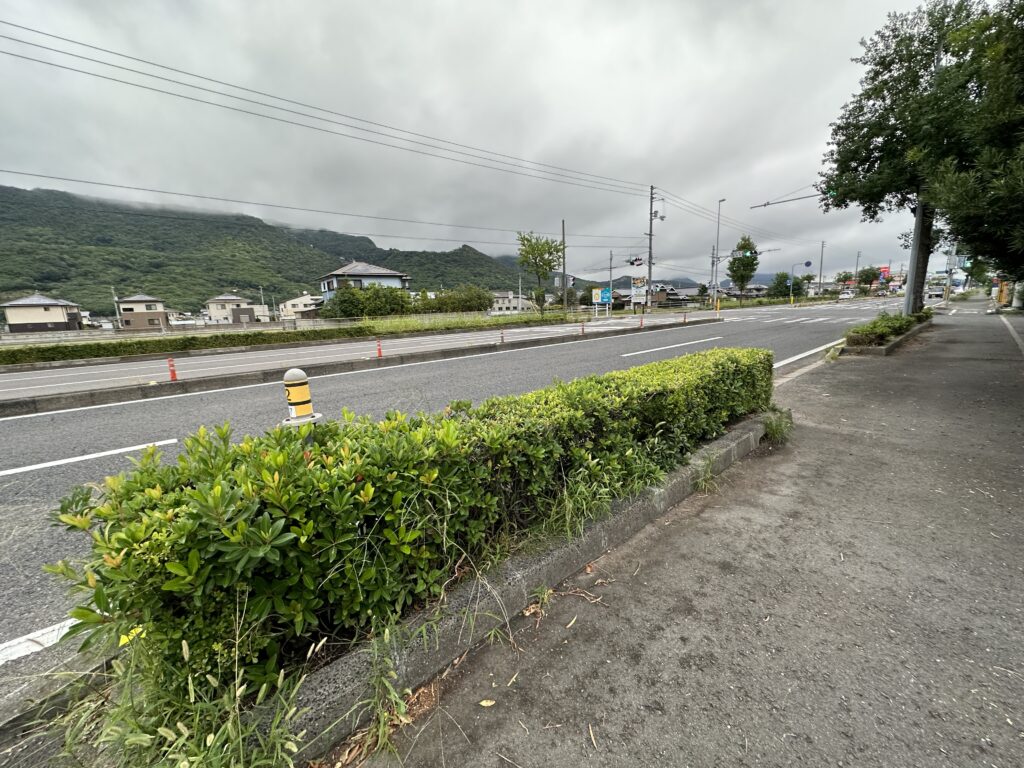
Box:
845;309;930;346
51;348;772;690
0;325;377;365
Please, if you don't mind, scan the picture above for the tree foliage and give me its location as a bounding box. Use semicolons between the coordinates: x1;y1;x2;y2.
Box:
320;285;411;318
817;0;988;310
727;235;760;302
857;266;882;286
767;272;803;298
516;232;564;314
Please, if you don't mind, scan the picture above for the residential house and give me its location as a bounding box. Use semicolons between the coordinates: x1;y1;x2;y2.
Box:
318;261;412;300
117;294;170;330
278;292;324;320
490;291;537;314
204;294;269;323
1;293;83;333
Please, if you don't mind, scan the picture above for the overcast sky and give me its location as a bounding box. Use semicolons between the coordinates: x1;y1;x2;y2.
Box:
0;0;927;285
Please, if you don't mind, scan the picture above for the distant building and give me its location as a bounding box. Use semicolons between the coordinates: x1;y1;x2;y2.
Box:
204;294;269;323
278;292;324;320
490;291;537;314
318;262;412;300
117;293;170;331
1;293;83;333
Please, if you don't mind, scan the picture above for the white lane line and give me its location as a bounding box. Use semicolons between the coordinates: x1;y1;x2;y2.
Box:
0;619;75;666
0;323;708;423
783;317;810;324
773;339;845;369
802;318;828;324
620;337;722;358
949;309;958;316
1000;315;1024;359
762;318;787;323
0;439;178;476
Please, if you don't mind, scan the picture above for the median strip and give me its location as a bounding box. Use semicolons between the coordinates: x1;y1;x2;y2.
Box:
0;439;178;476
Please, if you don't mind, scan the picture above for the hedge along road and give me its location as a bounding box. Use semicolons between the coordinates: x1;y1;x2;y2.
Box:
0;303;890;654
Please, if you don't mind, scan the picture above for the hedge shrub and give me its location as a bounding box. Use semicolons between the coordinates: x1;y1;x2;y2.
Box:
845;311;919;346
50;347;773;691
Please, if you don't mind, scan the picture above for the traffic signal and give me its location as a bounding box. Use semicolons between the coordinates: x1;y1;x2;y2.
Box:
742;250;758;257
568;276;576;286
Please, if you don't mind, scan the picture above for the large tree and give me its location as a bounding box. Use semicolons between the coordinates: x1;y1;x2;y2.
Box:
516;232;564;314
929;0;1024;280
818;1;985;312
727;235;759;305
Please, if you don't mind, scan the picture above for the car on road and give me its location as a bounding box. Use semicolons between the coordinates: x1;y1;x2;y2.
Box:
926;286;945;298
838;290;856;299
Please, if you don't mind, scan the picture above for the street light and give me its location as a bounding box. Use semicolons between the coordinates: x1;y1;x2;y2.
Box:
790;260;813;304
713;198;726;307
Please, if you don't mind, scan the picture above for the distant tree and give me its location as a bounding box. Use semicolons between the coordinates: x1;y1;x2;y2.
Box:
835;271;854;285
766;272;792;298
516;232;564;314
553;287;578;308
358;285;411;317
320;285;363;318
727;235;759;305
857;266;882;288
579;288;593;306
697;283;708;298
800;273;817;284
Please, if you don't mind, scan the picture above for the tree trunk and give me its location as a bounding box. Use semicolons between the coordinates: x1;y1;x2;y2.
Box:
910;204;935;314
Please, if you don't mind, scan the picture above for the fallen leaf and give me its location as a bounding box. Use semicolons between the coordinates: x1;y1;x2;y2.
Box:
479;699;496;707
565;615;577;629
589;723;598;749
584;563;594;574
507;671;519;687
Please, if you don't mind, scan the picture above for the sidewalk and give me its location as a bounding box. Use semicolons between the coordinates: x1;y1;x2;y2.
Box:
365;296;1023;767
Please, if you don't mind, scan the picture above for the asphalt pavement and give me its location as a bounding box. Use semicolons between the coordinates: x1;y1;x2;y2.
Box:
364;296;1024;768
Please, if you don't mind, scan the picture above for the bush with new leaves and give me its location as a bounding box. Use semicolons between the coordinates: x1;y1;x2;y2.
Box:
50;347;773;691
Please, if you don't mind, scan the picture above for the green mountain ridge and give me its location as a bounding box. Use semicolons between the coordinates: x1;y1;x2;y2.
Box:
0;186;521;315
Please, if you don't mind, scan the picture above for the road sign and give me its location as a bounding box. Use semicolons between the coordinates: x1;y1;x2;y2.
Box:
600;288;611;303
592;288;602;304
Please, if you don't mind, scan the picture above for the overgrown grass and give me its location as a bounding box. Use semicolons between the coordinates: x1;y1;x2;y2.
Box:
762;408;794;446
845;309;930;346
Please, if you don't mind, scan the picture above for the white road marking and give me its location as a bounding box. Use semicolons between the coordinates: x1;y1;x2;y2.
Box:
0;439;178;476
949;309;958;315
783;317;810;324
1000;315;1024;358
773;339;845;369
619;337;723;358
762;318;787;323
0;619;75;666
802;318;828;324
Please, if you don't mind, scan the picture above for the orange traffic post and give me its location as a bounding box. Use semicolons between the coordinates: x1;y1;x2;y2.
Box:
167;358;178;382
640;316;644;329
376;338;383;358
500;329;505;344
580;322;585;336
281;368;322;427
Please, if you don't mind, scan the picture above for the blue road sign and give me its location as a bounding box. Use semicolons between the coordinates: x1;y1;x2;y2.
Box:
600;288;612;303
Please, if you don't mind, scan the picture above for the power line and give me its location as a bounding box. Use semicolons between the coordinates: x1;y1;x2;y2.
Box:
656;186;817;245
0;18;648;190
0;200;635;250
0;169;641;241
0;33;647;195
0;49;649;199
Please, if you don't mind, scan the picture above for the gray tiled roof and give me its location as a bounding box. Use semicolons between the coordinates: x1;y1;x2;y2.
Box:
205;294;250;303
119;294;163;302
320;261;410;280
1;292;79;307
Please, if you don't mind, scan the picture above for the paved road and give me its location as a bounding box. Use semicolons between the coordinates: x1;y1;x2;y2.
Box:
0;299;907;680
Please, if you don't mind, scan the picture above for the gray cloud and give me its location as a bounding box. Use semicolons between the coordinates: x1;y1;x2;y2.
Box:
0;0;923;286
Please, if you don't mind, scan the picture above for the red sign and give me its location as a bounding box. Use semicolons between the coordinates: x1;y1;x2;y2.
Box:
879;266;891;278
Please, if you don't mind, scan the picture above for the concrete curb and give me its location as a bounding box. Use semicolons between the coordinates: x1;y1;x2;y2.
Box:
0;318;722;418
840;318;932;357
294;415;769;758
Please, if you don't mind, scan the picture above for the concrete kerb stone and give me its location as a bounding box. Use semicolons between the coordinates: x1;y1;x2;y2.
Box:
0;318;723;418
293;414;768;759
840;318;933;357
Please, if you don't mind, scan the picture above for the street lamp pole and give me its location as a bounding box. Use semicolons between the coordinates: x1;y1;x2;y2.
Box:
713;198;725;308
854;250;861;292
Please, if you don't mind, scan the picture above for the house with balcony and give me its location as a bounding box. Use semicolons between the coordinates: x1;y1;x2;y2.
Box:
117;294;170;331
278;292;324;320
204;293;270;323
1;293;83;333
318;261;412;300
490;291;538;314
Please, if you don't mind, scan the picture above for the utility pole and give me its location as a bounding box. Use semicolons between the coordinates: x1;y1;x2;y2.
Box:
817;241;826;296
561;219;567;314
518;272;522;312
647;186;654;312
904;199;925;315
714;198;725;307
608;249;614;318
111;286;121;327
854;250;861;290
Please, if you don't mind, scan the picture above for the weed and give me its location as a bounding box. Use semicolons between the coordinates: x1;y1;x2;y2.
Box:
762;408;794;446
824;345;841;362
692;453;720;495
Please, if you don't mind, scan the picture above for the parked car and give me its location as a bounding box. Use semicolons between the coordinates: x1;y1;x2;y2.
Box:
926;286;945;298
875;289;889;297
838;290;856;299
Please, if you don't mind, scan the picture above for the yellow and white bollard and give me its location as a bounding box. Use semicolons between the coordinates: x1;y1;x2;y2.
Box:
281;368;322;427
